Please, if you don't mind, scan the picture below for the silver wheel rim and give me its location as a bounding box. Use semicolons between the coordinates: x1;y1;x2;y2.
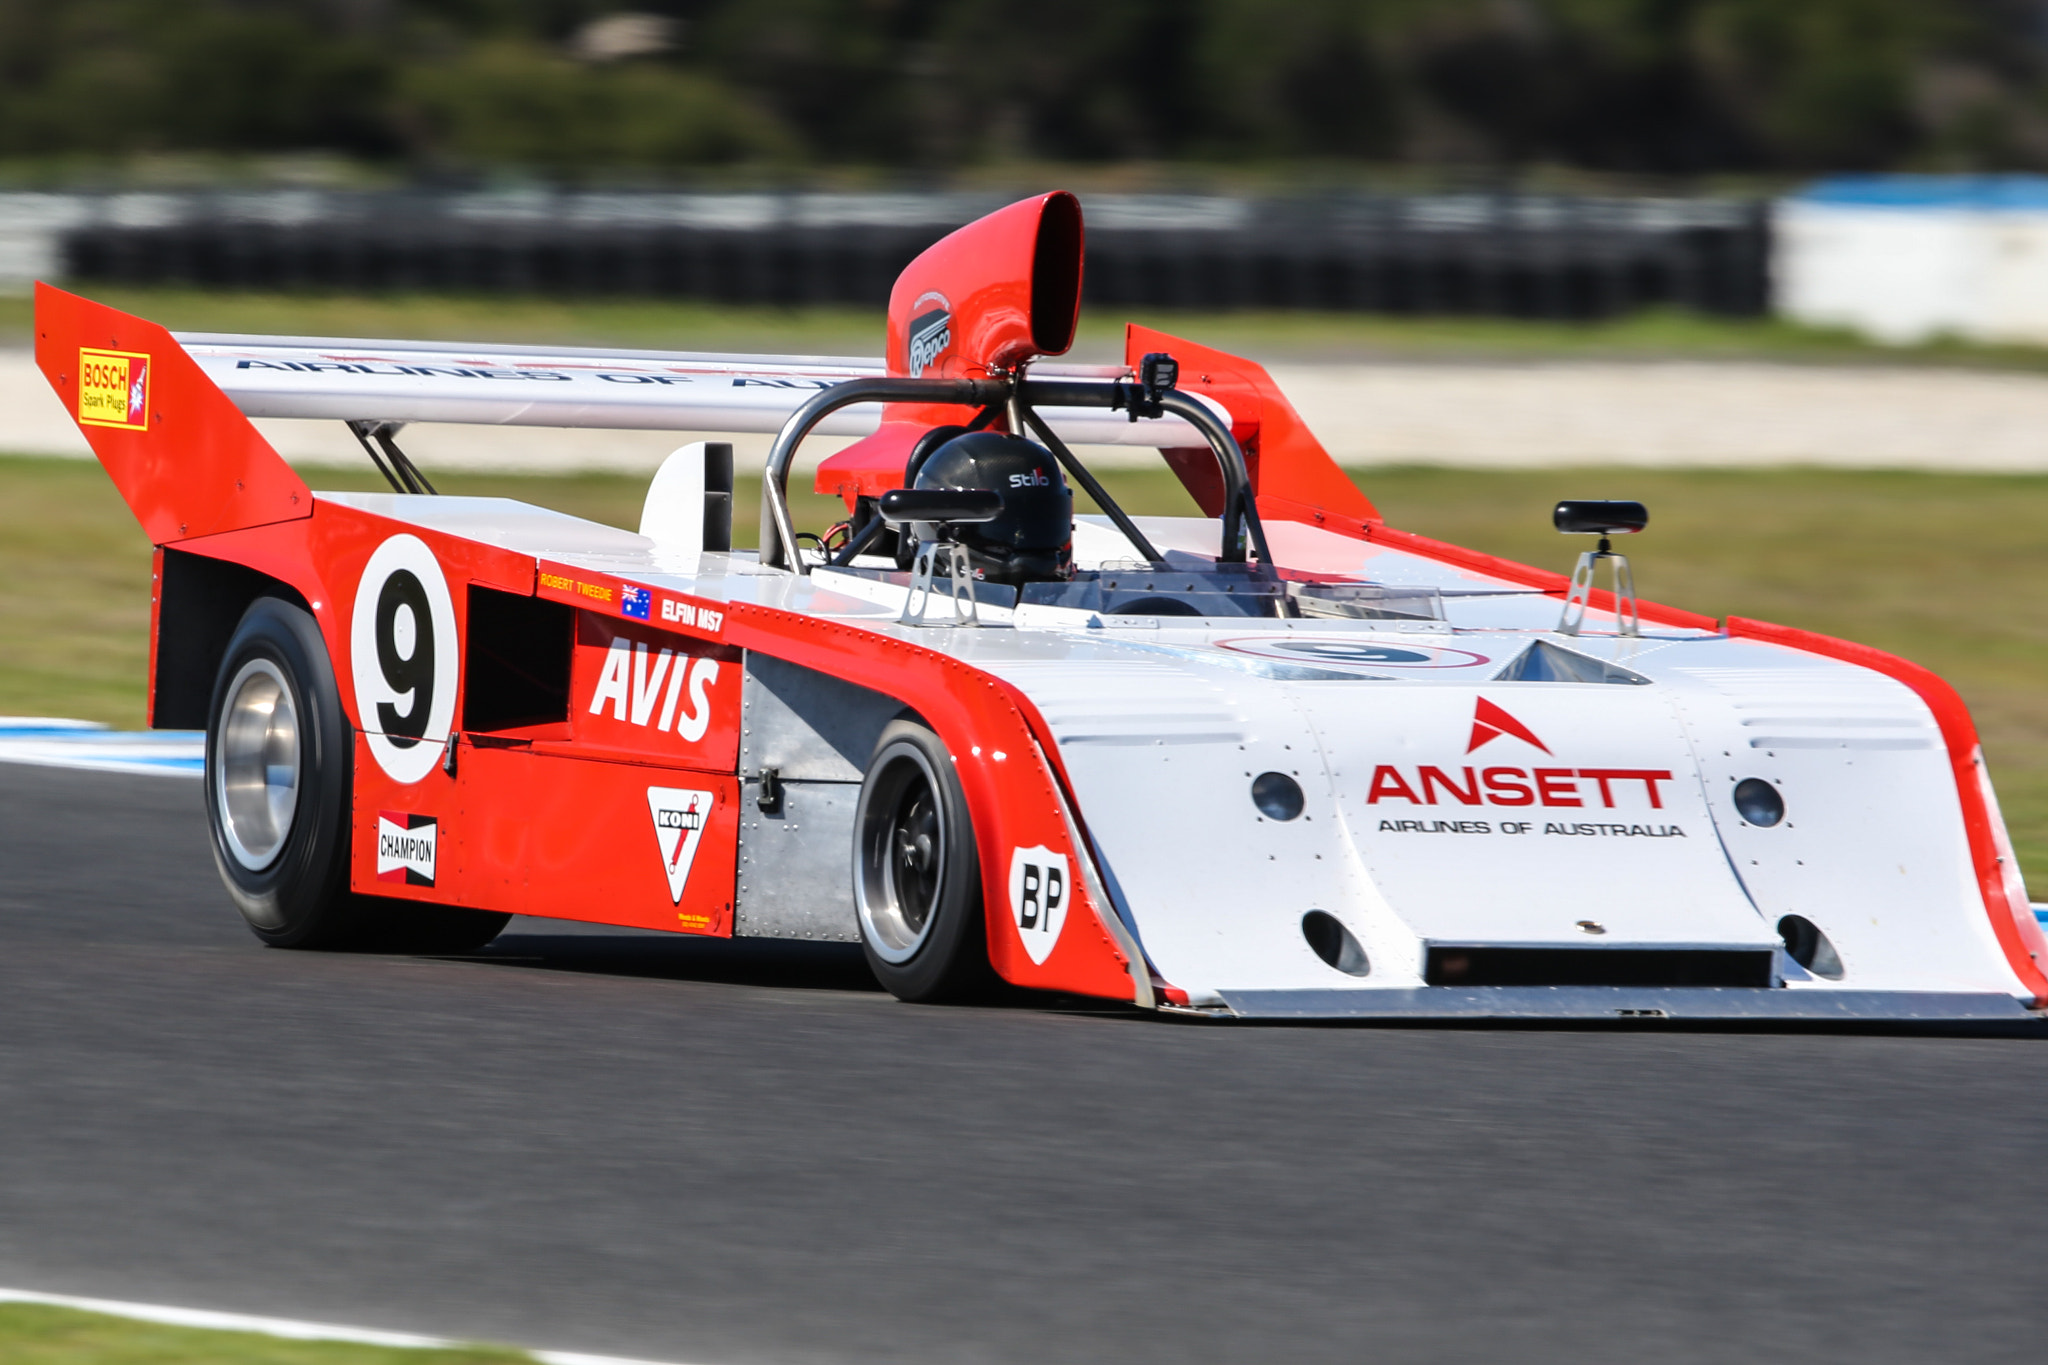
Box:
854;741;947;965
215;657;302;871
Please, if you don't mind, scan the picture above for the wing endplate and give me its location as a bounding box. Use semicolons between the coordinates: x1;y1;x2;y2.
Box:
36;284;310;545
1125;323;1379;526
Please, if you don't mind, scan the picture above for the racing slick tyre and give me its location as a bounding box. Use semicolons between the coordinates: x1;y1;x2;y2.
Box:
854;719;995;1003
205;597;509;953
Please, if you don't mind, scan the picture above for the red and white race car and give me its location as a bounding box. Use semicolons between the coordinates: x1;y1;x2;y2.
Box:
38;191;2048;1019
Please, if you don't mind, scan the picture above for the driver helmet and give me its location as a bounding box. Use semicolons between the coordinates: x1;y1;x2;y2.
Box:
912;430;1073;586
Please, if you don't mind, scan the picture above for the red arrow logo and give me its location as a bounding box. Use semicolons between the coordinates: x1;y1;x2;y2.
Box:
1467;697;1551;754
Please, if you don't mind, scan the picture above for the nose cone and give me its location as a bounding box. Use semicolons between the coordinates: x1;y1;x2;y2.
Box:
1298;685;1769;949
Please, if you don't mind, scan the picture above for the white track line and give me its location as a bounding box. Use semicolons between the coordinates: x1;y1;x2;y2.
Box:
0;719;204;778
0;1288;695;1365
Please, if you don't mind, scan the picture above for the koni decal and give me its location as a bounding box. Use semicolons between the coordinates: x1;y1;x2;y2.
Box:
648;786;713;907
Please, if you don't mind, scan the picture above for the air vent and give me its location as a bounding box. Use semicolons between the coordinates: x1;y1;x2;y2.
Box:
463;586;572;732
1492;639;1649;685
1425;946;1773;988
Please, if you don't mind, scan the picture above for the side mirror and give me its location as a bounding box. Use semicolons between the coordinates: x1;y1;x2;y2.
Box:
1554;500;1648;536
1552;499;1646;638
878;488;1004;526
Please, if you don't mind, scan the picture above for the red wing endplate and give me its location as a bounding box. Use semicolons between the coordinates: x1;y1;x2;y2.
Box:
36;283;311;545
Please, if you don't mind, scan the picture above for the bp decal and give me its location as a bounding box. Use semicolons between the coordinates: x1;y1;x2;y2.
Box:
351;534;460;784
1008;845;1069;965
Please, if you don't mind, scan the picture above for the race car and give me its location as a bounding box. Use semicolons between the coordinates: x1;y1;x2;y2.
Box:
36;190;2048;1020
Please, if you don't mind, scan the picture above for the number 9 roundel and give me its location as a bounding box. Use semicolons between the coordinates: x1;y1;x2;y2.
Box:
350;534;459;783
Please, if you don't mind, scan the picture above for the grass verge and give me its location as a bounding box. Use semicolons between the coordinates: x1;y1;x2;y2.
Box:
11;286;2048;369
7;453;2048;888
0;1302;531;1365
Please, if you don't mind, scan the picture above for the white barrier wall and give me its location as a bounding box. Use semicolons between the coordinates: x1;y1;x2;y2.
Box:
1776;177;2048;345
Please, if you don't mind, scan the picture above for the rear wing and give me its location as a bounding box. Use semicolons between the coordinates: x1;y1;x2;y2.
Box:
176;331;1211;446
38;279;1376;552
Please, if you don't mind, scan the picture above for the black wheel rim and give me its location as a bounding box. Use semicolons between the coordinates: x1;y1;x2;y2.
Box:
855;741;949;964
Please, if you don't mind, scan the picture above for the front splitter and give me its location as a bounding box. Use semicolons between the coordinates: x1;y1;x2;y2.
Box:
1216;987;2035;1022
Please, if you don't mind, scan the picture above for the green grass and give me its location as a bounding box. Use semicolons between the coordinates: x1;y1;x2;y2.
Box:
0;1302;532;1365
14;285;2048;369
9;453;2048;890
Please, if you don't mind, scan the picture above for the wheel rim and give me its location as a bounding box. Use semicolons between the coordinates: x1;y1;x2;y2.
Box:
856;742;948;964
215;658;302;871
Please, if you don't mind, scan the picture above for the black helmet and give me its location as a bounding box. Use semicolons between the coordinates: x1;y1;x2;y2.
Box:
912;430;1073;586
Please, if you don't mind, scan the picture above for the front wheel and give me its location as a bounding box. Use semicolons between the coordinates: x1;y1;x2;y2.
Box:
853;719;992;1002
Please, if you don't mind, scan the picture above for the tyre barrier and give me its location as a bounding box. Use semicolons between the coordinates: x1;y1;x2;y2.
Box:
60;190;1769;319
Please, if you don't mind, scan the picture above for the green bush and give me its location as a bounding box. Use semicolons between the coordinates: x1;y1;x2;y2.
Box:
0;0;2042;173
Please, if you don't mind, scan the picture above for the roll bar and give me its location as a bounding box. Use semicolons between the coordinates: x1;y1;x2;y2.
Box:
759;371;1272;573
760;376;1006;571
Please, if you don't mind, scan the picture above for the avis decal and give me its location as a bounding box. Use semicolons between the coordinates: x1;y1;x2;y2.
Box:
78;347;150;430
906;291;952;377
590;643;720;739
377;811;438;885
1009;846;1069;965
648;786;714;903
352;534;460;784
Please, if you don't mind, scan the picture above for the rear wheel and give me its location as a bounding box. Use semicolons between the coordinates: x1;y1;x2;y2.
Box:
853;719;992;1002
206;597;508;954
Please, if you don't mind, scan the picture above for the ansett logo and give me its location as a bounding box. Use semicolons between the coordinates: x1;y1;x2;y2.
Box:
1368;697;1671;810
590;640;720;740
1467;696;1549;754
906;292;952;377
376;811;438;885
78;347;150;430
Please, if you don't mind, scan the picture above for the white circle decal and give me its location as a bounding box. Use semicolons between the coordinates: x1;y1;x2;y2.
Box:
1214;636;1491;670
351;534;459;784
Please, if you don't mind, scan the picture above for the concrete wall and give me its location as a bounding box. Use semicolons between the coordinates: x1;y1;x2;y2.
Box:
1776;176;2048;345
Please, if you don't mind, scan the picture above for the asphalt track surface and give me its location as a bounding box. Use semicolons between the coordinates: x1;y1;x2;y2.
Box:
5;763;2048;1365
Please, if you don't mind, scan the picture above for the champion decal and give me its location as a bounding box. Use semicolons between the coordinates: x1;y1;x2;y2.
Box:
376;811;438;885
